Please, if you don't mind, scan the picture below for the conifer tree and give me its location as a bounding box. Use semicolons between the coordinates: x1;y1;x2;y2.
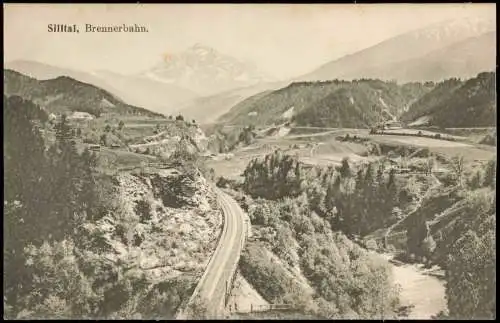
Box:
483;158;496;189
339;157;352;178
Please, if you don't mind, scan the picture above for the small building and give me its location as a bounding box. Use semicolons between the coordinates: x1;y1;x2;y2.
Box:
383;121;403;130
88;144;101;151
67;111;95;121
48;113;57;121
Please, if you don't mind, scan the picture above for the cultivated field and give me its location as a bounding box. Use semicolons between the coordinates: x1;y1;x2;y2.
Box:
379;129;466;141
370;134;495;161
207;134;374;180
373;135;471;148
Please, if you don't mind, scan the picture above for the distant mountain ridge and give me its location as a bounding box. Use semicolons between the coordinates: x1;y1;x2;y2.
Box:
219;79;433;128
4;43;277;113
298;16;495;82
343;31;496;83
176;80;290;124
89;69;199;113
4;60;199;114
139;43;275;96
4;59;126;98
3;69;162;117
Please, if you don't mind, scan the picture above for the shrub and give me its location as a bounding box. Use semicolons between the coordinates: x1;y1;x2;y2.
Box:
134;200;152;223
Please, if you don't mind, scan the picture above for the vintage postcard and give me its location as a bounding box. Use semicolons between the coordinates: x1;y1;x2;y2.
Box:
3;3;496;320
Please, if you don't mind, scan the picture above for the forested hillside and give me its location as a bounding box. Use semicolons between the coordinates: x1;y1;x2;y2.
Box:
400;78;464;123
220;79;432;128
399;156;496;319
3;69;163;118
219;148;496;319
219;151;439;318
4;95;107;318
3;95;222;319
402;72;496;127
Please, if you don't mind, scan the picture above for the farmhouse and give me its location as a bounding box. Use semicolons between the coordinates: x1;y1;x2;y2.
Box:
67;111;95;121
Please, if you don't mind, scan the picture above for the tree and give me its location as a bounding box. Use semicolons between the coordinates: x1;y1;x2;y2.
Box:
207;168;216;181
118;120;125;131
175;114;184;121
55;114;73;142
467;170;483;190
242;152;304;199
451;155;464;187
483;158;496;189
238;126;255;146
426;157;435;175
20;240;99;319
100;134;107;146
104;124;112;133
445;225;495;319
338;157;352;178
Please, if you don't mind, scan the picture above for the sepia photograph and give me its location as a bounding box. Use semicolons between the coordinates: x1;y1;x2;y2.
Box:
3;3;496;320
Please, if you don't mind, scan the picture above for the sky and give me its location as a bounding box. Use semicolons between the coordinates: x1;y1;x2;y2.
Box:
3;3;495;79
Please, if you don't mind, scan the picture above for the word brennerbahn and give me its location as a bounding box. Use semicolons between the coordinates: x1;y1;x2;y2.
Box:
47;24;149;33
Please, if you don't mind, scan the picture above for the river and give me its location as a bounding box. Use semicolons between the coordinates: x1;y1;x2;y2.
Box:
378;252;447;319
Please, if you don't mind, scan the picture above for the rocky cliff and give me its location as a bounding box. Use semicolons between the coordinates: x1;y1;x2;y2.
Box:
81;167;222;318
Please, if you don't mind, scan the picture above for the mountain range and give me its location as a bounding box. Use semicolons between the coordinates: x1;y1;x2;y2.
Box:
219;79;433;128
140;43;276;97
4;60;199;114
221;70;496;129
5;44;275;115
297;16;495;83
4;16;495;127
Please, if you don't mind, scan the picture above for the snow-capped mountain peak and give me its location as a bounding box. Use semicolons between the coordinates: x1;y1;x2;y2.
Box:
187;43;216;56
139;44;274;96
